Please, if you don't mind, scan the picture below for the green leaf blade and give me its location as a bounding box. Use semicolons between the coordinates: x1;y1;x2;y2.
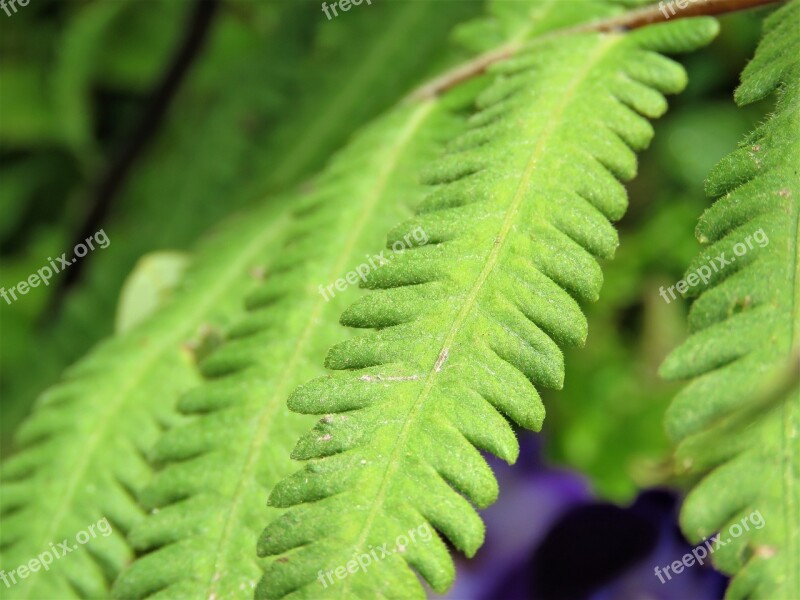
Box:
110;102;463;600
662;3;800;598
258;18;718;599
0;204;290;599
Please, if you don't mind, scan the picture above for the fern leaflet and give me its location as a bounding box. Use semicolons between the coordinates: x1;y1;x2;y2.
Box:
660;2;800;597
0;203;289;599
452;0;652;53
257;17;719;599
110;102;461;599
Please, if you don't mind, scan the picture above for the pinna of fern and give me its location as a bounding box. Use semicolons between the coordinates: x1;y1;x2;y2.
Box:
257;17;719;600
0;202;290;599
660;1;800;598
110;100;465;599
450;0;654;54
110;3;668;597
0;3;662;598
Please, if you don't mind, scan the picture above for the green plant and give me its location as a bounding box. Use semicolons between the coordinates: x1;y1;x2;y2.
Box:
0;203;289;598
0;1;797;599
661;1;800;596
111;100;463;600
256;16;718;598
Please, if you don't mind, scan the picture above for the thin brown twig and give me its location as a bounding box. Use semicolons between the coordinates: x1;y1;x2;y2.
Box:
408;43;523;103
576;0;781;30
408;0;783;101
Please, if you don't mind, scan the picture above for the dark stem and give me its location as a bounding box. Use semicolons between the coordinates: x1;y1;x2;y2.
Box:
52;0;219;306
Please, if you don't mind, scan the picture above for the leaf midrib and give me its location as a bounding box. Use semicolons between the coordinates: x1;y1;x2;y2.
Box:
342;33;619;592
782;117;799;595
17;211;289;597
204;101;437;599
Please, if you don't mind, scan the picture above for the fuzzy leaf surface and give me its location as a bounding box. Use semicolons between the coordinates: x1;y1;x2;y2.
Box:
258;17;719;600
661;3;800;598
110;102;461;600
0;203;290;599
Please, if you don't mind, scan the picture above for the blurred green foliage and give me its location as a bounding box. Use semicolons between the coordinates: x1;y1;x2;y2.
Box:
0;0;481;452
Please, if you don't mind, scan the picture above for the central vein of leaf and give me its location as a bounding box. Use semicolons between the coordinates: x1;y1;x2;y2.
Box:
205;101;436;599
27;213;289;598
347;33;619;569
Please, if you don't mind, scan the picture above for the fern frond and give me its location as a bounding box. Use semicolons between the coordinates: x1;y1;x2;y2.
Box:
257;18;718;599
660;2;800;597
0;203;290;599
110;102;461;600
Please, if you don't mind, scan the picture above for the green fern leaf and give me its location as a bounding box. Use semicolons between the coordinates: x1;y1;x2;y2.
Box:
110;102;461;600
0;203;289;599
109;5;674;597
660;2;800;598
257;18;718;599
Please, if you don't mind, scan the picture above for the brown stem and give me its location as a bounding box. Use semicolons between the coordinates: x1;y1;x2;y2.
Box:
577;0;781;31
408;0;783;101
408;44;523;104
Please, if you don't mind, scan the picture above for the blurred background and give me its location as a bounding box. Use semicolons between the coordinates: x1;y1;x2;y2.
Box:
0;1;777;598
